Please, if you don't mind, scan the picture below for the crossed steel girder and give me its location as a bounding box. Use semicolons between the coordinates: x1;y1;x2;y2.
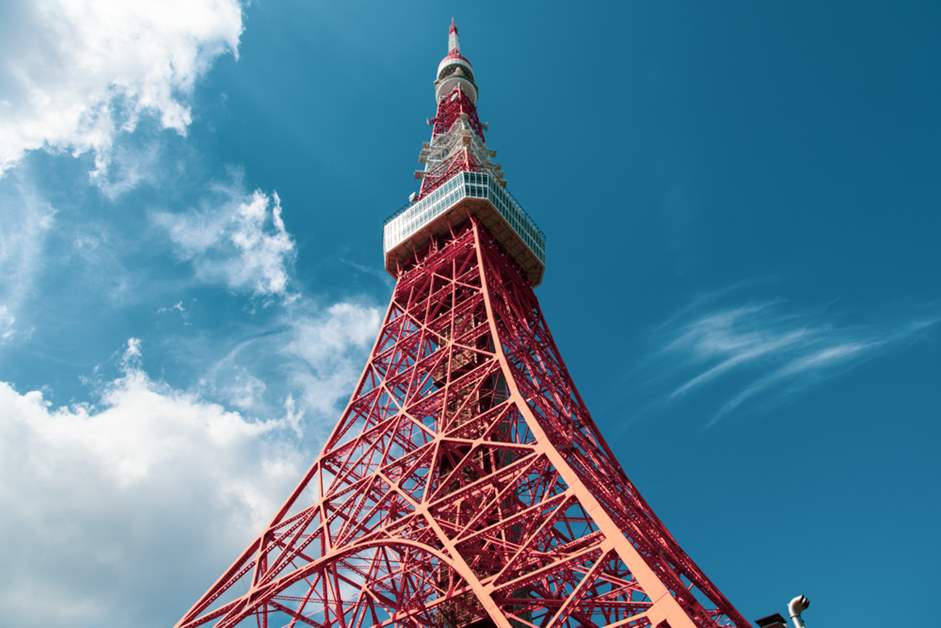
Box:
177;219;749;628
418;86;496;200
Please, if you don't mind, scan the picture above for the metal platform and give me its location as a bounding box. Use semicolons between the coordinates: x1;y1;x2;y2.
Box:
383;171;546;285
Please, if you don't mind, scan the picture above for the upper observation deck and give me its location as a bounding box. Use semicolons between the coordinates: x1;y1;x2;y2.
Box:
383;171;545;286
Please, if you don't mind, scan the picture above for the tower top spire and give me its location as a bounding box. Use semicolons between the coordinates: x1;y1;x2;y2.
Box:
383;21;543;284
435;18;476;103
448;17;460;52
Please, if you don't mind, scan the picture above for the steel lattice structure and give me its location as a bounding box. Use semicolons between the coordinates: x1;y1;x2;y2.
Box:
177;20;748;628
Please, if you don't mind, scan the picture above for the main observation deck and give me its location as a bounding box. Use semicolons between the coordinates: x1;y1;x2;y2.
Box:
383;171;546;285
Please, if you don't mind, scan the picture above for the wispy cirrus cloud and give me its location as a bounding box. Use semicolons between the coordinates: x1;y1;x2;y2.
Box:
0;174;56;342
646;292;939;428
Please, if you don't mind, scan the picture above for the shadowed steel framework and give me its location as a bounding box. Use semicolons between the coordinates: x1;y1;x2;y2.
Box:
177;20;749;628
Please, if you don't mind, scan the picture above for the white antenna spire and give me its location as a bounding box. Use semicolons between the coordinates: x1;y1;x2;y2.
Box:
448;17;460;53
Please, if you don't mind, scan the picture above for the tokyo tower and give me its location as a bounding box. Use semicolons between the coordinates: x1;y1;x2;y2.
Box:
177;20;749;628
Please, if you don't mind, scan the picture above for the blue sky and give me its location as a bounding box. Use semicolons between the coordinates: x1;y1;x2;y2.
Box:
0;2;938;626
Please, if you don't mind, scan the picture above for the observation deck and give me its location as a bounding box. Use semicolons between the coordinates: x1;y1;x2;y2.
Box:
383;171;546;285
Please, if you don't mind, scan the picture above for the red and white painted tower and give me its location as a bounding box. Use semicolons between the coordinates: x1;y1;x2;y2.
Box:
177;21;749;628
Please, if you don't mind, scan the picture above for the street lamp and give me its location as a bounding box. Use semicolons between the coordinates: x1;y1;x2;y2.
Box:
755;595;810;628
788;595;811;628
755;613;787;628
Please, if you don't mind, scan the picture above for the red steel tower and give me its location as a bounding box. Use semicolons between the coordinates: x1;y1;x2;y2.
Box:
177;21;749;628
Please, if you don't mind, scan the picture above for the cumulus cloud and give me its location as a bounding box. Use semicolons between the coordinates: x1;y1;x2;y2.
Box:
0;338;308;627
644;292;939;428
152;174;296;296
197;301;383;435
0;0;242;177
282;302;383;419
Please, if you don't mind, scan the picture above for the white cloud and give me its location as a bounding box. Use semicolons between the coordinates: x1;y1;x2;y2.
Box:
0;338;307;627
0;175;56;343
213;364;269;411
0;0;242;177
286;303;381;373
92;138;163;199
648;294;940;427
152;175;296;296
157;300;190;324
282;302;383;421
196;301;383;436
0;305;16;340
709;340;873;426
